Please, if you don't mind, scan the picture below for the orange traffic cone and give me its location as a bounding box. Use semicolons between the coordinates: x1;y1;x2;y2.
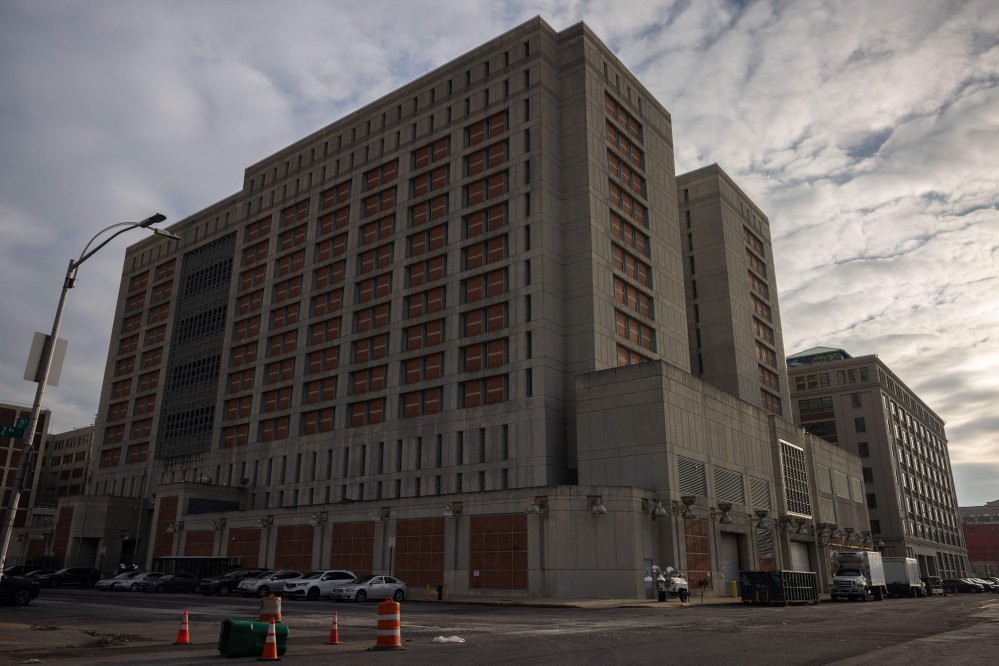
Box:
258;618;280;661
327;610;343;645
174;610;191;645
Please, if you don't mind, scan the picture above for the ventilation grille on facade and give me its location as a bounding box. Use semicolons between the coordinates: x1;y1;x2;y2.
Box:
780;440;812;516
818;496;835;524
750;477;771;510
677;456;707;496
832;469;850;498
713;467;744;504
757;525;775;557
849;476;864;503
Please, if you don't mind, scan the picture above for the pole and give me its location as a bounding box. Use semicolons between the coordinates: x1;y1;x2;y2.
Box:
0;259;74;576
0;214;175;577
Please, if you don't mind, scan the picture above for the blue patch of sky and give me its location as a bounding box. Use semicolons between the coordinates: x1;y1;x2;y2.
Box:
845;128;893;160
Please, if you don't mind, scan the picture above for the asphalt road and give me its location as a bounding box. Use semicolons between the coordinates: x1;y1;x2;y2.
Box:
2;589;998;665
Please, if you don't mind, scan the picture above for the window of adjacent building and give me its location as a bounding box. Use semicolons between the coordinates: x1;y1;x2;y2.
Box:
867;493;878;509
851;392;863;408
855;416;867;433
858;441;870;457
863;467;873;483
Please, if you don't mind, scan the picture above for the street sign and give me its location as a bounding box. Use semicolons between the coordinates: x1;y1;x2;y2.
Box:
0;418;30;439
0;423;25;438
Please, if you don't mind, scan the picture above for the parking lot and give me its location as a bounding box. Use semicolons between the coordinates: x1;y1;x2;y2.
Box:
2;586;999;665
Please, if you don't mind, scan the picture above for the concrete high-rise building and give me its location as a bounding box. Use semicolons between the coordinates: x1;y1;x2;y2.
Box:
35;425;95;505
64;18;872;597
677;165;790;417
787;347;968;578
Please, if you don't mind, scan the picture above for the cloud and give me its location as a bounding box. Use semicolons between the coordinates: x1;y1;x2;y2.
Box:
0;0;997;507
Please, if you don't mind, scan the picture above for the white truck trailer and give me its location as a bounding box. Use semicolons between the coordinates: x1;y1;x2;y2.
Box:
831;550;888;601
883;557;925;597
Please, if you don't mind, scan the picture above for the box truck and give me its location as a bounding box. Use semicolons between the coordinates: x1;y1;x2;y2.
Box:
831;550;887;601
883;557;925;597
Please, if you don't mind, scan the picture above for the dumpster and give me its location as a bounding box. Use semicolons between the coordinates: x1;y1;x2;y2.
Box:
739;570;818;606
218;618;289;658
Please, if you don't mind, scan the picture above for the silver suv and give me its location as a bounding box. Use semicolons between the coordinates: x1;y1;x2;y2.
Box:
236;570;302;597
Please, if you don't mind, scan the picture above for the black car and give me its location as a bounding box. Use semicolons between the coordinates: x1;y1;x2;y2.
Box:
942;578;984;593
140;572;200;593
0;576;40;606
3;565;38;578
35;567;101;588
198;568;272;597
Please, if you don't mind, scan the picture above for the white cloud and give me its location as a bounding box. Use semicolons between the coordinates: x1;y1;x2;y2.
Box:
1;0;996;505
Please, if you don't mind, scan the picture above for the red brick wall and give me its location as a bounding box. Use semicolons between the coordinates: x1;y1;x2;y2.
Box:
469;513;527;590
275;525;313;571
228;528;262;569
684;518;710;587
330;521;374;575
183;530;214;556
152;496;178;557
52;505;73;566
394;518;444;587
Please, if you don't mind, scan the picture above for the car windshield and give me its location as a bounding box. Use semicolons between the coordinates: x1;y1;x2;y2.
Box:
222;570;247;578
836;568;862;577
349;576;375;585
302;572;327;580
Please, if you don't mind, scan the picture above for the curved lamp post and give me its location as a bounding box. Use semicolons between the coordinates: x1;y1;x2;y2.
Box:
0;213;178;575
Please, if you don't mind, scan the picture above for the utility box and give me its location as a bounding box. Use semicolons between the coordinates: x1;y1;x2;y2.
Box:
218;619;289;658
739;571;819;606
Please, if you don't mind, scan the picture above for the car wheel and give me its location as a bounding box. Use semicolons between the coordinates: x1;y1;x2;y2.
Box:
130;583;139;591
12;589;33;606
155;584;165;593
355;590;367;603
830;594;838;602
307;587;320;601
678;590;689;602
257;586;270;598
392;589;405;603
50;580;60;588
218;586;230;597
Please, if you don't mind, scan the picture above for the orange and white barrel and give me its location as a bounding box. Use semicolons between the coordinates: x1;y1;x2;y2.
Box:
374;599;403;650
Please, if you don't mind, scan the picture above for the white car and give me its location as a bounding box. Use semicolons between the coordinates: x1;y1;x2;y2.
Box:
237;570;302;597
332;575;409;603
283;570;357;600
95;571;144;591
119;571;166;591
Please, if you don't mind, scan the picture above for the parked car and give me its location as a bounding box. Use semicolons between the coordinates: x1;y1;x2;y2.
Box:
140;572;200;594
967;577;996;592
22;569;57;581
119;571;166;591
198;568;272;597
34;567;100;588
3;565;38;578
332;575;409;603
0;576;40;606
95;571;145;591
237;570;302;597
942;578;984;593
283;570;356;600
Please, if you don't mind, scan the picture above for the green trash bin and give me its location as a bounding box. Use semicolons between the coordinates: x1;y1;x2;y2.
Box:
218;618;289;658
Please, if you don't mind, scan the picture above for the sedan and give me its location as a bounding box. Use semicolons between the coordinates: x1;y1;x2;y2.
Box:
140;572;200;593
95;571;145;591
120;571;166;591
283;570;356;600
332;575;409;603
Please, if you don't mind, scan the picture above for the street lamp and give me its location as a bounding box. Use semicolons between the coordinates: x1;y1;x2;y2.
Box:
0;213;178;576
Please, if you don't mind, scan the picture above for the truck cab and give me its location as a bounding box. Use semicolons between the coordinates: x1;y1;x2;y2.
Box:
830;551;887;601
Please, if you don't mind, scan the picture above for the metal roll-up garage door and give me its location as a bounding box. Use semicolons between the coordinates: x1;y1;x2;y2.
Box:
789;541;811;572
720;533;741;583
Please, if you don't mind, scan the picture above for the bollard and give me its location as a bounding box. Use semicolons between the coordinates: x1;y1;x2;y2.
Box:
372;599;403;650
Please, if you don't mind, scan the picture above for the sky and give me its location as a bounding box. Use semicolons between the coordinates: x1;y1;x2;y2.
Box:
0;0;996;505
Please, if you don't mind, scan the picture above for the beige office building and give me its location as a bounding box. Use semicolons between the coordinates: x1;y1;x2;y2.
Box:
787;347;968;578
62;18;873;597
677;165;790;417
